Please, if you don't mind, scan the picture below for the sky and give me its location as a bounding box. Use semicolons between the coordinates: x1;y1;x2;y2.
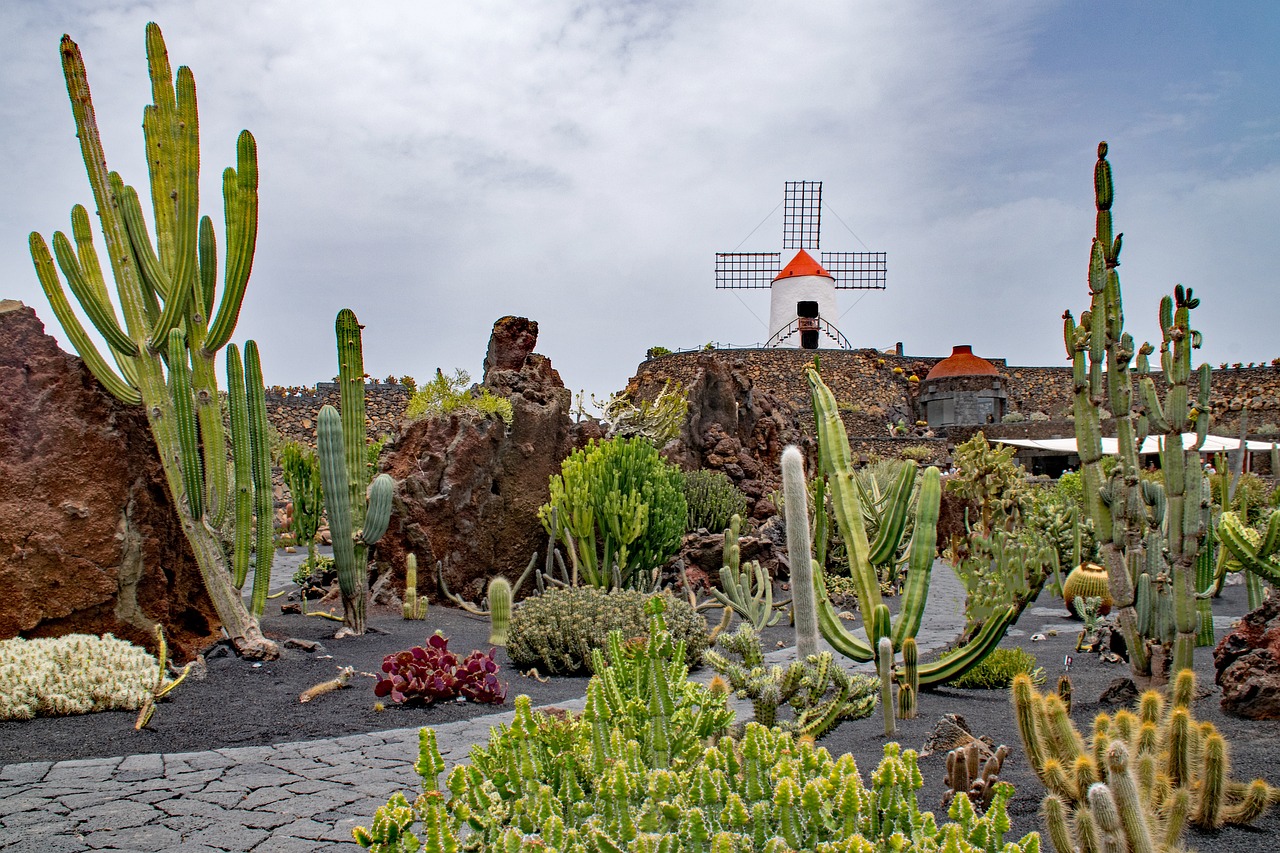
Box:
3;1;1279;400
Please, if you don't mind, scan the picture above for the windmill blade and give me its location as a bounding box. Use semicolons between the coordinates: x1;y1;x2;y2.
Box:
715;252;780;289
823;252;887;290
783;181;822;249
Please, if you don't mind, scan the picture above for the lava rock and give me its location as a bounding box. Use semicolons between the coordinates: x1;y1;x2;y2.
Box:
1214;595;1280;719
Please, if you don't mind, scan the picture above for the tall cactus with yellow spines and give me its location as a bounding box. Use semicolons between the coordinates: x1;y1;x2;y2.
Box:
28;24;275;658
1064;142;1213;678
317;309;395;635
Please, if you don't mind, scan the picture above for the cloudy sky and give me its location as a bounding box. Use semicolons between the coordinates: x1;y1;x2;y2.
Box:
4;2;1279;400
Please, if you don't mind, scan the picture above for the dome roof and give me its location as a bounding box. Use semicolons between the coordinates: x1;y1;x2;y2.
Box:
773;249;833;281
925;345;999;380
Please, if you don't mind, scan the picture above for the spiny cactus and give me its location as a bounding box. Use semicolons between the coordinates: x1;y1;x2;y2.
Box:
781;446;820;658
402;554;428;620
878;635;896;737
708;514;782;631
280;440;324;574
317;309;395;636
487;577;511;646
28;24;275;658
898;636;919;720
1013;669;1276;849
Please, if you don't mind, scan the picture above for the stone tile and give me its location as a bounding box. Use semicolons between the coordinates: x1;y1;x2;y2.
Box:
235;787;291;810
270;817;337;840
78;823;180;850
114;754;164;777
0;832;90;853
71;800;162;832
246;836;322;853
176;824;269;851
154;796;229;819
0;796;60;818
0;762;52;783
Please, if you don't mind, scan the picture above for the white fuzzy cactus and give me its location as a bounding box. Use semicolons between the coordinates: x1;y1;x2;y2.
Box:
0;634;168;720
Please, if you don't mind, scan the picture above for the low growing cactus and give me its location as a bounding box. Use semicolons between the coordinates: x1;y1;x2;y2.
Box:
372;633;505;706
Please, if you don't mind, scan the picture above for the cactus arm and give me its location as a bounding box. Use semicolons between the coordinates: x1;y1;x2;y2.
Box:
917;605;1016;686
204;132;258;352
245;341;274;616
30;232;141;404
891;466;940;649
868;460;917;566
118;182;173;308
198;215;217;317
361;474;395;544
1219;513;1280;584
813;563;874;661
167;329;204;520
226;344;253;589
335;309;368;530
51;230;139;358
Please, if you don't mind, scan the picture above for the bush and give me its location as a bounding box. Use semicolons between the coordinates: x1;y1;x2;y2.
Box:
683;468;749;532
1001;411;1026;423
373;633;505;705
0;634;169;720
540;436;687;590
507;587;706;675
945;646;1044;689
404;368;513;426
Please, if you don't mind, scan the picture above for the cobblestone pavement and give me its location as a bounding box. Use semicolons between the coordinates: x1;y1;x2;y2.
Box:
0;563;967;852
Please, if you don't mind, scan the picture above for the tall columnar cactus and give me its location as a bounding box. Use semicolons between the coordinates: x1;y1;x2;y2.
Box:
487;577;512;646
781;446;820;658
1064;142;1212;678
317;309;395;635
805;367;1011;689
402;554;428;620
708;514;780;630
28;24;276;658
878;636;896;737
898;637;919;720
279;440;324;571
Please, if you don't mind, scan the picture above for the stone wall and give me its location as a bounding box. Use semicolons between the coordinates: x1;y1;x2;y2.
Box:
265;382;412;449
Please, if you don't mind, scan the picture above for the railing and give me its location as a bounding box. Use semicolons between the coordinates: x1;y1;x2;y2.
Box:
762;316;853;350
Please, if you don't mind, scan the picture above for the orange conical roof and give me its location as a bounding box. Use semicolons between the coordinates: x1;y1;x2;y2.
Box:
925;345;999;380
773;249;833;281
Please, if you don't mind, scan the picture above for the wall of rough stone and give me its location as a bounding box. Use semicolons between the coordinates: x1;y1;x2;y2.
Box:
265;382;412;449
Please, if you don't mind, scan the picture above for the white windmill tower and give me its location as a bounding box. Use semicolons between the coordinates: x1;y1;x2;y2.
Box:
715;181;885;349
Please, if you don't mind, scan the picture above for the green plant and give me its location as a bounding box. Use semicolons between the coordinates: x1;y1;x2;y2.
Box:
539;436;687;590
946;647;1044;690
706;514;782;631
0;633;184;721
279;440;324;572
1064;142;1214;679
595;381;688;446
899;443;935;463
645;345;672;359
404;367;514;425
316;309;396;635
506;586;706;675
29;24;276;658
373;633;505;706
943;742;1010;812
1014;670;1276;850
355;645;1039;853
487;577;512;646
1001;412;1026;424
704;622;877;737
683;468;749;533
402;554;428;620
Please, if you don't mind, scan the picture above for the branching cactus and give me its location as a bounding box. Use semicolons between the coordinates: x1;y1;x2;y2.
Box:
402;554;428;620
318;309;395;635
28;24;275;658
1063;142;1217;679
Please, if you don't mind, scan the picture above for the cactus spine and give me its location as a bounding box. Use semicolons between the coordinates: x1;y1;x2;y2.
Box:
402;554;428;620
488;577;512;646
317;309;395;635
28;25;275;657
781;446;820;659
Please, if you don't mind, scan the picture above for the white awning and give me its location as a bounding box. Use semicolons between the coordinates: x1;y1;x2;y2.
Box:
993;434;1280;456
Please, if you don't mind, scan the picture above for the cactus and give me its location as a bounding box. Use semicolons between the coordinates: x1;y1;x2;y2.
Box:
280;440;324;574
487;577;512;646
781;446;820;658
1013;669;1276;848
1064;142;1213;679
709;514;782;630
316;310;394;635
898;636;919;720
878;636;895;737
28;25;276;658
402;554;428;620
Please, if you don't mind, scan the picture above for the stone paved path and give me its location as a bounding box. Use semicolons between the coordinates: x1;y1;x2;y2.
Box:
0;563;967;852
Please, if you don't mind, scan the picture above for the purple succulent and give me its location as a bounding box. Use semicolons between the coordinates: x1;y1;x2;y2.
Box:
373;633;506;706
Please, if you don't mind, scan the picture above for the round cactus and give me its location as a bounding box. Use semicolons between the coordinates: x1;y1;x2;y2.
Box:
1063;562;1112;617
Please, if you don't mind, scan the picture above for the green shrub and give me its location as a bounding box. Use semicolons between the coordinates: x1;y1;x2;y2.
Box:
898;443;935;462
404;368;513;426
539;436;687;590
683;468;749;533
0;634;171;720
598;381;688;447
1001;411;1026;423
945;646;1044;689
506;587;706;675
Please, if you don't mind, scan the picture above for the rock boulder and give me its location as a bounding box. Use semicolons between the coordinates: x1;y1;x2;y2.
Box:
1214;595;1280;719
0;301;219;660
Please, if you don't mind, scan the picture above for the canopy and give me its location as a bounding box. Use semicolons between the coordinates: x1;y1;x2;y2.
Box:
993;434;1279;456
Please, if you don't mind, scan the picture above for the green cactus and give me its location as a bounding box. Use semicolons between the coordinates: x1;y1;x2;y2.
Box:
898;637;919;720
402;554;428;620
487;577;512;646
28;25;275;658
708;514;782;631
316;310;394;635
280;440;324;571
1064;142;1215;679
878;636;896;737
1013;669;1276;848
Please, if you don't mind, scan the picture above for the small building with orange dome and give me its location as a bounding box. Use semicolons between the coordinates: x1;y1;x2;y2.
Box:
919;345;1007;427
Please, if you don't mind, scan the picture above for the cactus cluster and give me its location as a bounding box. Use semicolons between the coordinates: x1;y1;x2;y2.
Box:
1013;670;1276;850
707;514;783;632
0;633;181;721
29;24;276;658
683;468;750;534
703;622;878;738
943;742;1010;813
317;309;396;635
506;587;706;676
354;609;1040;853
401;554;428;620
279;440;324;572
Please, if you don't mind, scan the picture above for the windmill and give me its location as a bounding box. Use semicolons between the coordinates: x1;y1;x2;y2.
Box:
715;181;885;349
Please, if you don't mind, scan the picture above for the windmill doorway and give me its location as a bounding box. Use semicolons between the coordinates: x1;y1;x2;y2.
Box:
798;301;819;349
